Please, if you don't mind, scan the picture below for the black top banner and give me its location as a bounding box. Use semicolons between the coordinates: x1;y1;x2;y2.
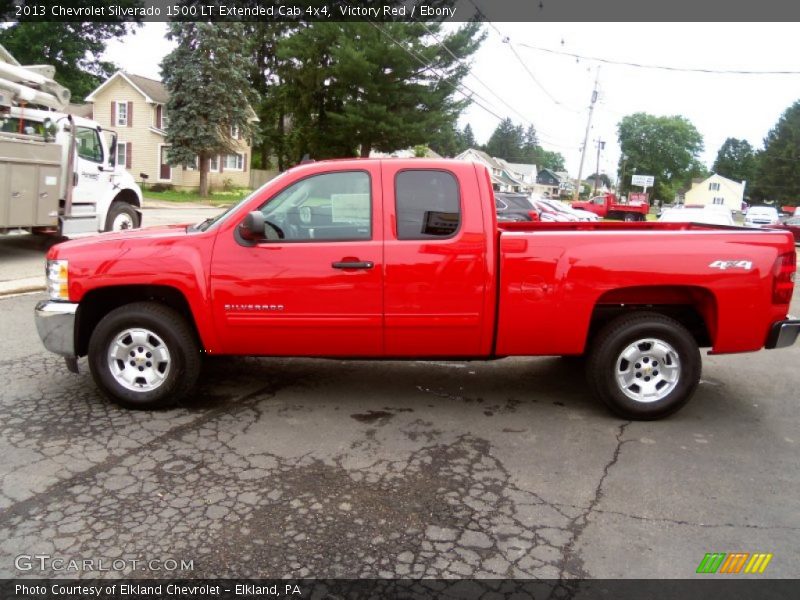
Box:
3;0;800;23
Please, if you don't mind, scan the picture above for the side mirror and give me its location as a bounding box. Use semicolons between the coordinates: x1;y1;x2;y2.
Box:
238;211;265;241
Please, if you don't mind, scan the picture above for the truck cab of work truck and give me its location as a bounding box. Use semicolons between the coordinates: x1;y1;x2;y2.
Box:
34;158;800;420
0;44;142;236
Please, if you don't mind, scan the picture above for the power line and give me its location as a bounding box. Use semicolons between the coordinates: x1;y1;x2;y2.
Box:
516;42;800;76
467;0;583;114
367;20;578;151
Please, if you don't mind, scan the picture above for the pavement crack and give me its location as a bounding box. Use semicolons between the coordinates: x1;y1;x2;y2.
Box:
0;380;281;526
554;421;631;585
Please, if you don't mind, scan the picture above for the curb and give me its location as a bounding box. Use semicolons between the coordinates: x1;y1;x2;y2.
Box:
0;277;45;297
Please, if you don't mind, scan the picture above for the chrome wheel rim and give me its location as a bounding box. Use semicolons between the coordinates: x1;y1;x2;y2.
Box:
107;328;171;392
615;338;681;403
112;212;134;230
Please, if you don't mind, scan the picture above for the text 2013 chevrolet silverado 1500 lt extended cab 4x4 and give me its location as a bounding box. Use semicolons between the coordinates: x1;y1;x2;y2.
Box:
35;159;799;419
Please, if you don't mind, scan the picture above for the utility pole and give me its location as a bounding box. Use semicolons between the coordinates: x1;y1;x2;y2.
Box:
574;67;600;201
593;138;605;194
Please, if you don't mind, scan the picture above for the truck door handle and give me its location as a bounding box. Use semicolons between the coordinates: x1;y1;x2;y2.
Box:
332;260;374;270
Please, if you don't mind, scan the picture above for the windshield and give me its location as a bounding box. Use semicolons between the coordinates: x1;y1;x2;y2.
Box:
191;173;292;232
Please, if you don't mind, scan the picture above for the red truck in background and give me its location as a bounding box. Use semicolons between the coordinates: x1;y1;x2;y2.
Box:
35;159;799;420
573;192;650;221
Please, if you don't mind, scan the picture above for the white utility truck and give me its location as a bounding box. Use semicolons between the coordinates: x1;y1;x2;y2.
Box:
0;44;142;236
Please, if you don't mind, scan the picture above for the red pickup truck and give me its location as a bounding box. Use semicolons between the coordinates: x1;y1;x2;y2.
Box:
573;192;650;221
35;159;799;419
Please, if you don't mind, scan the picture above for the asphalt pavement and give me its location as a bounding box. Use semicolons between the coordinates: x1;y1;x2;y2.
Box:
0;286;798;580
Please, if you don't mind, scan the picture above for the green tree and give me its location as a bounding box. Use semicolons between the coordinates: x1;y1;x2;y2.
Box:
536;149;566;171
249;19;483;166
484;118;525;161
461;123;477;149
712;137;757;189
617;113;704;202
587;172;612;189
753;100;800;202
161;22;256;197
0;12;141;99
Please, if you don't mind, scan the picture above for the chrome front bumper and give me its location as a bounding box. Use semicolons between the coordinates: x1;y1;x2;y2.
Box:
765;319;800;349
35;300;78;359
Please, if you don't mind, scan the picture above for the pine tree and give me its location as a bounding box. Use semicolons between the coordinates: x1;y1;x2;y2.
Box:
461;124;477;149
752;101;800;201
248;21;484;164
161;22;255;196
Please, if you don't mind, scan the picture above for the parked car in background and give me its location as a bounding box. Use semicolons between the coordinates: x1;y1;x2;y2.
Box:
744;206;781;228
495;193;538;222
540;198;600;221
530;197;577;222
658;206;735;226
776;216;800;244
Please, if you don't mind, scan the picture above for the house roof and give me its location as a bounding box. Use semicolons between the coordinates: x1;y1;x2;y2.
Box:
67;103;93;118
85;71;167;103
455;148;504;170
538;168;561;180
125;73;169;104
506;162;537;177
85;70;259;121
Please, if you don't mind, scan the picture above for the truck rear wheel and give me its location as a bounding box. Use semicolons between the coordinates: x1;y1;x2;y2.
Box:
88;302;200;409
586;312;701;420
105;202;140;232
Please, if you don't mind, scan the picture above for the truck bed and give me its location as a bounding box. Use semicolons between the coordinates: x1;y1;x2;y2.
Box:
497;220;746;233
494;220;795;357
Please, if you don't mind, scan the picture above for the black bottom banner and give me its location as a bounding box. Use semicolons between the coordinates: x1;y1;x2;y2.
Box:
2;579;799;600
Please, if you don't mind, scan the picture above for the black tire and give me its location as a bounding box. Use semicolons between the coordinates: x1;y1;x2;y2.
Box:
623;213;637;222
586;312;701;420
88;302;200;409
104;201;140;232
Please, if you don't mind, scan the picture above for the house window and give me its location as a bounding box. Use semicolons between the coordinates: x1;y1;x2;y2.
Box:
208;155;219;172
116;142;127;167
116;101;128;127
708;182;720;191
155;105;167;130
224;153;244;170
230;124;240;139
712;197;725;205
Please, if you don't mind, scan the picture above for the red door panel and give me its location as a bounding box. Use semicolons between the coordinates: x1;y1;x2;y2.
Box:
209;166;383;356
380;161;490;356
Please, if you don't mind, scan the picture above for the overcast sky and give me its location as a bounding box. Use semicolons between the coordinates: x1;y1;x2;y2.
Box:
104;22;800;181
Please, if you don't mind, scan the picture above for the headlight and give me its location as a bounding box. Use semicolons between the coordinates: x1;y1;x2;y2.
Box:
46;259;69;301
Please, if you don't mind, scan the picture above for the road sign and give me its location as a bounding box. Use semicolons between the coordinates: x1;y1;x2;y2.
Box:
631;174;655;187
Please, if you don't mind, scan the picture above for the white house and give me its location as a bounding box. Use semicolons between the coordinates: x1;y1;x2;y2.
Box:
684;173;745;212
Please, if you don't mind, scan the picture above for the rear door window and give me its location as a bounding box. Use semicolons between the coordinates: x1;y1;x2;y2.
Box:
395;170;461;239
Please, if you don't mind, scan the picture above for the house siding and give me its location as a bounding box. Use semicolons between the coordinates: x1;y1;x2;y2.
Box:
89;74;252;192
684;174;745;212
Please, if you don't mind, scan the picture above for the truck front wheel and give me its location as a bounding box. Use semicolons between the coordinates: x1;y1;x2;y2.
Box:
88;302;200;409
104;202;140;232
586;312;701;420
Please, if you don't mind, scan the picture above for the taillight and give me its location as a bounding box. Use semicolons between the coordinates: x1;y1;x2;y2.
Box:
528;210;540;221
772;251;796;304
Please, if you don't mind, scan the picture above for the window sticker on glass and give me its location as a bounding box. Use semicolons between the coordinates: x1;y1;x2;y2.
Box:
331;193;370;225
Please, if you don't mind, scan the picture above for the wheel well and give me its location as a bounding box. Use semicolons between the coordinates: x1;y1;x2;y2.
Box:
588;286;717;349
112;189;141;208
76;286;200;357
